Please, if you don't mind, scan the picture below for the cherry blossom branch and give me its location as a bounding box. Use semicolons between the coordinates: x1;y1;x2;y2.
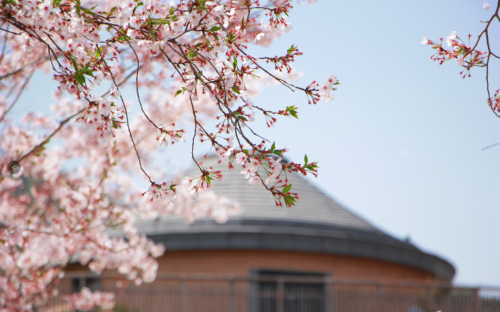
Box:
111;23;161;131
0;27;20;36
424;0;500;118
0;56;55;80
0;1;336;309
16;108;84;164
0;71;33;123
103;59;153;184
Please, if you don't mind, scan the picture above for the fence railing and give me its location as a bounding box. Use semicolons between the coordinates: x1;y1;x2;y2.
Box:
46;273;500;312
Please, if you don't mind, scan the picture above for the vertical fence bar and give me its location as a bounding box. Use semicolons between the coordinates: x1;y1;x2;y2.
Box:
180;279;187;312
426;286;432;312
377;284;384;312
325;278;333;312
473;287;480;312
228;278;235;312
45;275;500;312
277;278;284;312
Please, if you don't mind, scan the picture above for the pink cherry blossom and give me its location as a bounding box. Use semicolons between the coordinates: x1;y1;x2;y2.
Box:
235;152;247;165
0;0;332;310
424;1;499;119
249;176;261;185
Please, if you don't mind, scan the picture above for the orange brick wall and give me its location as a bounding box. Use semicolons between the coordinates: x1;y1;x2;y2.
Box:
156;249;435;281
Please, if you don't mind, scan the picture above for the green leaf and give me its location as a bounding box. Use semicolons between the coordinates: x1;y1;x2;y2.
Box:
154;18;170;25
82;8;94;16
284;195;296;207
305;163;319;171
95;46;103;58
112;119;119;129
75;74;86;85
197;0;208;11
270;142;275;152
304;154;308;165
108;6;117;16
115;32;132;42
70;58;79;73
53;0;62;6
286;106;299;119
169;6;175;14
206;175;212;185
210;26;220;32
283;184;292;194
231;86;240;94
75;0;81;16
79;68;95;77
175;89;183;97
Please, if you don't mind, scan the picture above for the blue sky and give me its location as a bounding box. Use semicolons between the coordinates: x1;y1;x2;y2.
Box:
241;0;500;286
8;0;500;286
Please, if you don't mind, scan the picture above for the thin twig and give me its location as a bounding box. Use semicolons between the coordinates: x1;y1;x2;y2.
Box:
103;59;153;183
0;27;20;35
18;108;84;163
483;141;500;150
0;72;33;123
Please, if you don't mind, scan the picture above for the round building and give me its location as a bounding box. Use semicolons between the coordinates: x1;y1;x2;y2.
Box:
135;156;455;282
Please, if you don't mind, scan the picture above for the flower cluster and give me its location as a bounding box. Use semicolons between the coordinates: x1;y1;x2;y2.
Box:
423;0;499;118
318;75;339;103
422;32;487;78
66;287;115;311
0;0;336;310
488;89;500;115
157;124;187;146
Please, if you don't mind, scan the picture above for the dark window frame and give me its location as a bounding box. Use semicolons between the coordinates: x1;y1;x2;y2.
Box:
250;269;330;312
71;277;101;293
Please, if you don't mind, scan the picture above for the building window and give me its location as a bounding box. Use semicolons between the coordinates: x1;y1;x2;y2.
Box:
251;269;328;312
71;277;101;293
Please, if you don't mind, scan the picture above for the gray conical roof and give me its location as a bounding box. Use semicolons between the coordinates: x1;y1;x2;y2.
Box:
190;156;377;231
135;155;455;281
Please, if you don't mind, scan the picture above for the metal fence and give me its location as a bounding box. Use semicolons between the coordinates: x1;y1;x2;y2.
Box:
45;273;500;312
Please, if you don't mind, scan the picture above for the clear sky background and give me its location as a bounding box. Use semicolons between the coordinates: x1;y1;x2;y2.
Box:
8;0;500;287
239;0;500;287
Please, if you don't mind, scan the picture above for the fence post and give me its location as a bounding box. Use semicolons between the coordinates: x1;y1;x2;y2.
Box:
180;279;187;312
474;288;480;312
377;284;384;312
228;278;235;312
277;278;284;312
426;286;433;312
325;276;333;312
